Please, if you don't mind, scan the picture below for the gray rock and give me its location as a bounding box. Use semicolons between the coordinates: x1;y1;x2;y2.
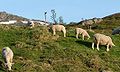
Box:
112;27;120;35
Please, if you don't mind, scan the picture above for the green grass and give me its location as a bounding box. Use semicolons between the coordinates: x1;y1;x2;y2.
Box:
0;24;120;72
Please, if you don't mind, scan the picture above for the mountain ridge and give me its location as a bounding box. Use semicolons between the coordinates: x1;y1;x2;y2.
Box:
0;11;29;21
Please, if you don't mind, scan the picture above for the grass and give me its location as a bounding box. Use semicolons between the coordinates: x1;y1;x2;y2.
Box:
0;23;120;72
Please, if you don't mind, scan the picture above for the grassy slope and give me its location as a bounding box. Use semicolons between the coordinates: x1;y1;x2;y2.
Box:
0;23;120;72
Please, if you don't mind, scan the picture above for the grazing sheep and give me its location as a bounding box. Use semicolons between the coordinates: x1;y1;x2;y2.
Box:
30;21;35;28
2;47;14;71
82;19;94;30
112;27;120;35
93;18;103;24
52;25;66;37
76;28;90;40
92;33;115;51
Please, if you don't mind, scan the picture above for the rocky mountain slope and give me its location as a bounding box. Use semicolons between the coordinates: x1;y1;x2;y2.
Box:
0;11;29;21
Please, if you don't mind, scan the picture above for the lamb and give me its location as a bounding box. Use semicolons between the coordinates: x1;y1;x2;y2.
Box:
92;33;115;51
76;28;90;40
52;25;66;37
2;47;14;71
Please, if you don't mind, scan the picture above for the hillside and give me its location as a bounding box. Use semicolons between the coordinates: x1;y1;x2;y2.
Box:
0;11;29;21
0;13;120;72
71;13;120;29
103;13;120;20
0;23;120;72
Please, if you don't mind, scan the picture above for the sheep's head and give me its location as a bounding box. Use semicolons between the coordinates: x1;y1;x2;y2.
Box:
109;42;115;48
5;63;14;71
112;43;115;47
87;35;90;40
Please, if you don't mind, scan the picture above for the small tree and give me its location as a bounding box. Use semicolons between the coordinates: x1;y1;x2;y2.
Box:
59;16;63;24
51;9;57;24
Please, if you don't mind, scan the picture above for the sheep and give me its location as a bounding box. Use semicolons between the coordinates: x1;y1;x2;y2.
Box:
93;18;103;24
27;21;35;28
30;21;35;28
92;33;115;51
52;24;66;37
76;28;90;40
2;47;14;71
82;19;94;30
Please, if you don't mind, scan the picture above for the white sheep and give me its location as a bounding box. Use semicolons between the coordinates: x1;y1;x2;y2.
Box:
82;19;94;30
30;21;35;28
76;28;90;40
52;25;66;37
92;33;115;51
2;47;14;70
93;18;103;24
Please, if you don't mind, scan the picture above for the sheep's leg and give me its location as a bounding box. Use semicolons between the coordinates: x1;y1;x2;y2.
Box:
10;57;14;68
89;26;92;30
82;35;84;40
106;44;110;52
64;33;66;37
76;33;79;39
53;30;56;36
10;57;13;64
76;30;80;39
97;42;100;51
92;42;95;50
63;29;66;37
